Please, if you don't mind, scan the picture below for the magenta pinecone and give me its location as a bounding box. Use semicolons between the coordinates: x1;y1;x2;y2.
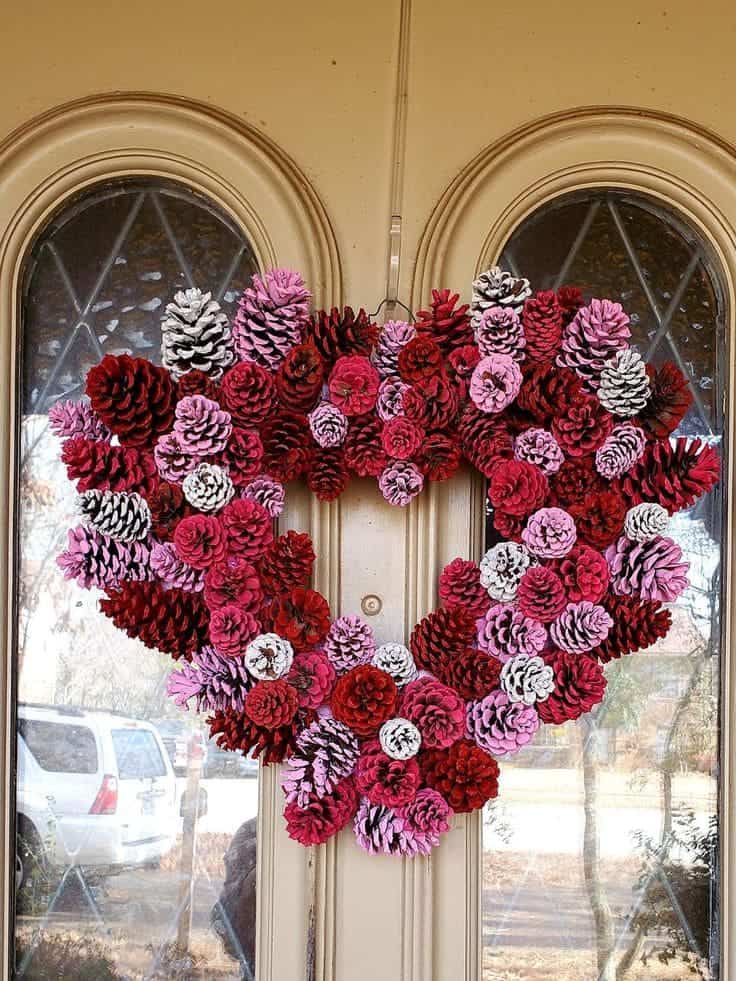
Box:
558;298;631;388
233;268;311;370
475;306;526;361
173;395;232;456
606;534;690;603
167;645;252;713
281;717;360;808
549;601;613;653
308;402;348;448
378;460;424;507
354;800;418;856
242;475;285;517
467;689;539;756
151;542;204;592
57;525;151;589
154;432;202;483
477;603;547;662
376;377;410;421
48;400;110;442
371;320;417;378
324;615;376;672
522;507;577;558
514;428;564;474
595;423;646;479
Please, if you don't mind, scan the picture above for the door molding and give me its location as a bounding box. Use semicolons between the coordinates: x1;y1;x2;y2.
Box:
0;92;341;981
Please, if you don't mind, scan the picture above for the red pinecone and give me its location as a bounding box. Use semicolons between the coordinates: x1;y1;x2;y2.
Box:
438;558;490;618
589;594;672;663
331;665;398;737
261;411;314;482
492;509;524;542
398;337;443;383
344;415;387;477
220;361;277;427
302;307;379;366
538;649;607;724
410;606;477;676
176;370;220;402
488;459;548;517
570;490;626;550
219;428;264;485
220;498;274;561
86;354;175;448
275;342;324;413
636;362;693;439
100;581;209;661
174;514;227;569
355;740;421;807
61;437;158;495
271;587;331;652
521;291;563;365
556;286;585;326
516;363;584;426
258;531;316;594
244;679;299;729
148;481;192;540
415;288;473;355
516;567;567;622
552;394;613;457
419;739;499;813
416;433;461;481
204;559;263;612
440;649;502;700
549;458;605;509
209;706;308;764
403;375;459;430
457;405;513;477
550;544;610;603
307;447;351;500
618;437;720;514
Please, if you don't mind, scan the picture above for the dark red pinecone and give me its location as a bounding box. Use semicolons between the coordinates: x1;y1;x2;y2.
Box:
457;404;513;477
570;490;626;549
220;428;264;485
220;361;277;427
416;433;461;481
516;363;584;426
414;288;473;355
588;594;672;663
549;459;605;509
410;607;477;677
617;437;720;514
148;481;192;540
259;531;316;594
344;415;387;477
261;411;314;482
302;307;379;366
403;375;459;430
521;291;564;365
440;649;502;700
275;342;325;413
61;437;158;495
636;362;693;439
100;581;209;661
556;286;585;326
307;447;351;500
176;369;221;402
86;354;175;448
209;706;310;764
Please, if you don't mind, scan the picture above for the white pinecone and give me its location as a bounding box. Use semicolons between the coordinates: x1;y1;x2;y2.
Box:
379;718;422;760
245;633;294;680
500;654;555;705
624;502;669;543
79;489;151;543
182;463;234;512
161;287;234;381
479;542;533;601
471;266;532;329
597;349;651;417
372;643;417;687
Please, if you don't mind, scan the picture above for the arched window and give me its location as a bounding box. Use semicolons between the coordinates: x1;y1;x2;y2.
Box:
482;190;726;980
15;178;259;980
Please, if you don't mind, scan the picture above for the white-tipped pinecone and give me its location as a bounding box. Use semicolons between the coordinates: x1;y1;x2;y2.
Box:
379;718;422;760
182;463;234;512
372;643;417;687
161;288;233;381
624;502;669;543
598;349;651;417
480;542;533;601
471;266;532;329
79;489;151;543
500;654;555;705
244;633;294;680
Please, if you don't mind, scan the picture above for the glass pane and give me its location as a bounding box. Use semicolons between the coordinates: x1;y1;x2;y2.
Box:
14;178;260;980
482;190;726;980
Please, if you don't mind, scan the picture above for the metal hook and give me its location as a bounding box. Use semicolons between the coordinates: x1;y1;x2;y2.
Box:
369;296;416;322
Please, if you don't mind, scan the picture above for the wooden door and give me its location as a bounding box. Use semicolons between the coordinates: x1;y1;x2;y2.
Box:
1;2;735;980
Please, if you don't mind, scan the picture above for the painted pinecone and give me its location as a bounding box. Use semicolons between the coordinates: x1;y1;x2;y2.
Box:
379;718;422;760
282;717;360;807
371;320;417;377
415;289;473;355
595;423;646;479
558;299;631;388
79;489;151;543
471;266;532;329
167;645;253;713
302;306;378;366
479;542;533;602
182;463;235;512
500;653;555;705
57;525;151;590
161;288;233;381
624;502;669;543
475;306;526;361
597;349;651;417
234;268;311;370
372;643;418;687
244;633;295;680
549;602;613;654
324;615;376;672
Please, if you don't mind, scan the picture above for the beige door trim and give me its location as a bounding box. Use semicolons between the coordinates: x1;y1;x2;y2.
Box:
0;92;341;981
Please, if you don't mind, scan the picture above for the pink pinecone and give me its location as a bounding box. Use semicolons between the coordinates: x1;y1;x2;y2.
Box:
475;306;526;361
233;268;311;370
324;615;376;672
174;395;232;455
378;460;424;507
372;320;417;378
558;298;631;388
605;534;690;603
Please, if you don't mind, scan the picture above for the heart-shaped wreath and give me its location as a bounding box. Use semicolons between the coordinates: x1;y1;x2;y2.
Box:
53;266;720;856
